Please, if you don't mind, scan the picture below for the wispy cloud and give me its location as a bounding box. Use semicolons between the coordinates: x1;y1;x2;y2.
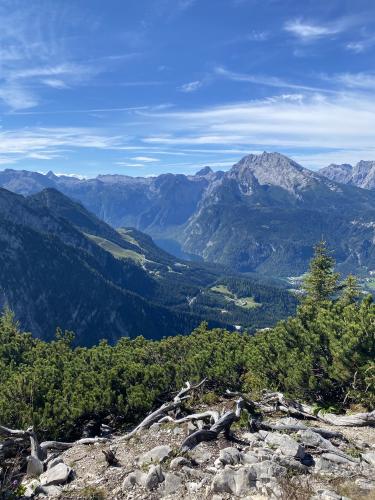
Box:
220;30;269;46
284;19;341;40
346;35;375;53
41;79;69;89
214;66;335;94
329;72;375;90
115;162;145;168
0;3;99;110
179;80;203;93
139;91;375;168
131;156;160;162
0;127;122;165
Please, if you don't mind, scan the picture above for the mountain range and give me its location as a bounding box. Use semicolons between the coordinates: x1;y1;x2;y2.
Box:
0;186;295;345
2;152;375;277
319;161;375;190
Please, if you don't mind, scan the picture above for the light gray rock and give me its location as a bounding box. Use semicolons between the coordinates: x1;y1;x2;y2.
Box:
137;445;172;466
242;432;262;443
298;429;334;451
22;479;41;498
250;460;287;482
182;466;206;479
252;447;273;460
321;453;357;466
277;417;301;426
362;451;375;466
122;471;141;490
169;456;191;469
149;422;162;432
258;430;269;440
38;485;62;497
218;447;243;466
173;426;184;435
312;489;342;500
211;466;257;496
162;472;183;495
355;478;375;490
187;421;197;434
142;464;165;490
265;432;305;459
26;456;44;477
40;462;72;486
273;456;309;473
314;454;356;473
47;457;64;470
188;443;211;464
242;452;258;464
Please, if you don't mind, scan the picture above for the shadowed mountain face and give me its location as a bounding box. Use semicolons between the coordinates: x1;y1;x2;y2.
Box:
0;168;220;233
319;161;375;190
182;152;375;275
2;152;375;276
0;187;296;344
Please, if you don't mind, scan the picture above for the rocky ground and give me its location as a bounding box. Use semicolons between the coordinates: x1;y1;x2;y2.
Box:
21;399;375;500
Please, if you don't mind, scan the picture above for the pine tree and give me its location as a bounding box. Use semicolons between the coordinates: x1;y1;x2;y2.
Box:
339;274;360;306
301;241;340;305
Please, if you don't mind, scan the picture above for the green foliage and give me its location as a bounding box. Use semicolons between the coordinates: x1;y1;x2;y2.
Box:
0;318;251;439
244;245;375;409
301;241;340;305
0;244;373;440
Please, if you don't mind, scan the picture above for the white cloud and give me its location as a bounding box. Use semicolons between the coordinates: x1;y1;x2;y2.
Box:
115;162;145;167
0;85;38;110
330;72;375;90
346;33;375;53
346;41;366;53
131;156;160;162
179;80;203;93
292;149;375;170
0;127;123;166
284;19;342;40
41;79;69;89
28;152;60;160
54;172;88;179
140;91;375;168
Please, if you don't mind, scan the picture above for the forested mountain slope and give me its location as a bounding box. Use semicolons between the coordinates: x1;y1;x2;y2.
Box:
0;187;295;344
2;152;375;276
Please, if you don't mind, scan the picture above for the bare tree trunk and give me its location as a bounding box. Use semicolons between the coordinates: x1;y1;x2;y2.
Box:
317;410;375;427
119;379;207;442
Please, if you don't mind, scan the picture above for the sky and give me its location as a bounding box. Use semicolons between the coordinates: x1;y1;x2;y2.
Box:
1;0;375;177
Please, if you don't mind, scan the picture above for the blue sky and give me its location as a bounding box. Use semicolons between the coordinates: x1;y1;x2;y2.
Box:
1;0;375;177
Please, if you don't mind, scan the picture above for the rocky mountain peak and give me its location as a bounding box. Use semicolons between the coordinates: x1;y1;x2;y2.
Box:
319;160;375;189
318;163;353;184
229;151;315;193
195;166;213;176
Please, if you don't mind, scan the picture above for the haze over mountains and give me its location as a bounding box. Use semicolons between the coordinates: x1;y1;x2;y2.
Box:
0;185;295;344
2;152;375;278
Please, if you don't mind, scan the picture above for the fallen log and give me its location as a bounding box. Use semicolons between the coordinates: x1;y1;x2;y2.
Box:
40;437;110;452
260;392;375;427
317;410;375;427
119;379;207;442
257;421;345;440
180;397;254;451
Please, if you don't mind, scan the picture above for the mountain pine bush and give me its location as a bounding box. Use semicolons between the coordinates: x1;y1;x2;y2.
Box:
0;242;374;438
